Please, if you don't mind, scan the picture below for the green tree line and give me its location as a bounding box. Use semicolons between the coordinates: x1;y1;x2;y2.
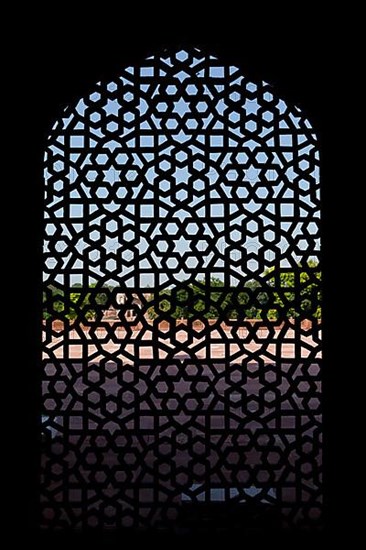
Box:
43;283;109;322
44;261;321;322
148;261;321;321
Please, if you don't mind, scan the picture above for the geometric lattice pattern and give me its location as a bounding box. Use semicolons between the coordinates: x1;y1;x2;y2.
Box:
42;48;322;532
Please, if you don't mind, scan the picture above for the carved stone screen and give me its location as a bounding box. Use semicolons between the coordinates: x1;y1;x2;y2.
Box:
42;48;322;533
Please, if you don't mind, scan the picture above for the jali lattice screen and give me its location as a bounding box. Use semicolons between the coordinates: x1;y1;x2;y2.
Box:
41;47;322;532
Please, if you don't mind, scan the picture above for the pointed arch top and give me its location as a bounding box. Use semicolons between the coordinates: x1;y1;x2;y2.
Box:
44;46;320;289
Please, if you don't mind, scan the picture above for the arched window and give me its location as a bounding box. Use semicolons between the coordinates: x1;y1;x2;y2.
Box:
42;47;322;532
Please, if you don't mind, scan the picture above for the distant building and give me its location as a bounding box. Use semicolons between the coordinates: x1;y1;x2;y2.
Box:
102;293;151;321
